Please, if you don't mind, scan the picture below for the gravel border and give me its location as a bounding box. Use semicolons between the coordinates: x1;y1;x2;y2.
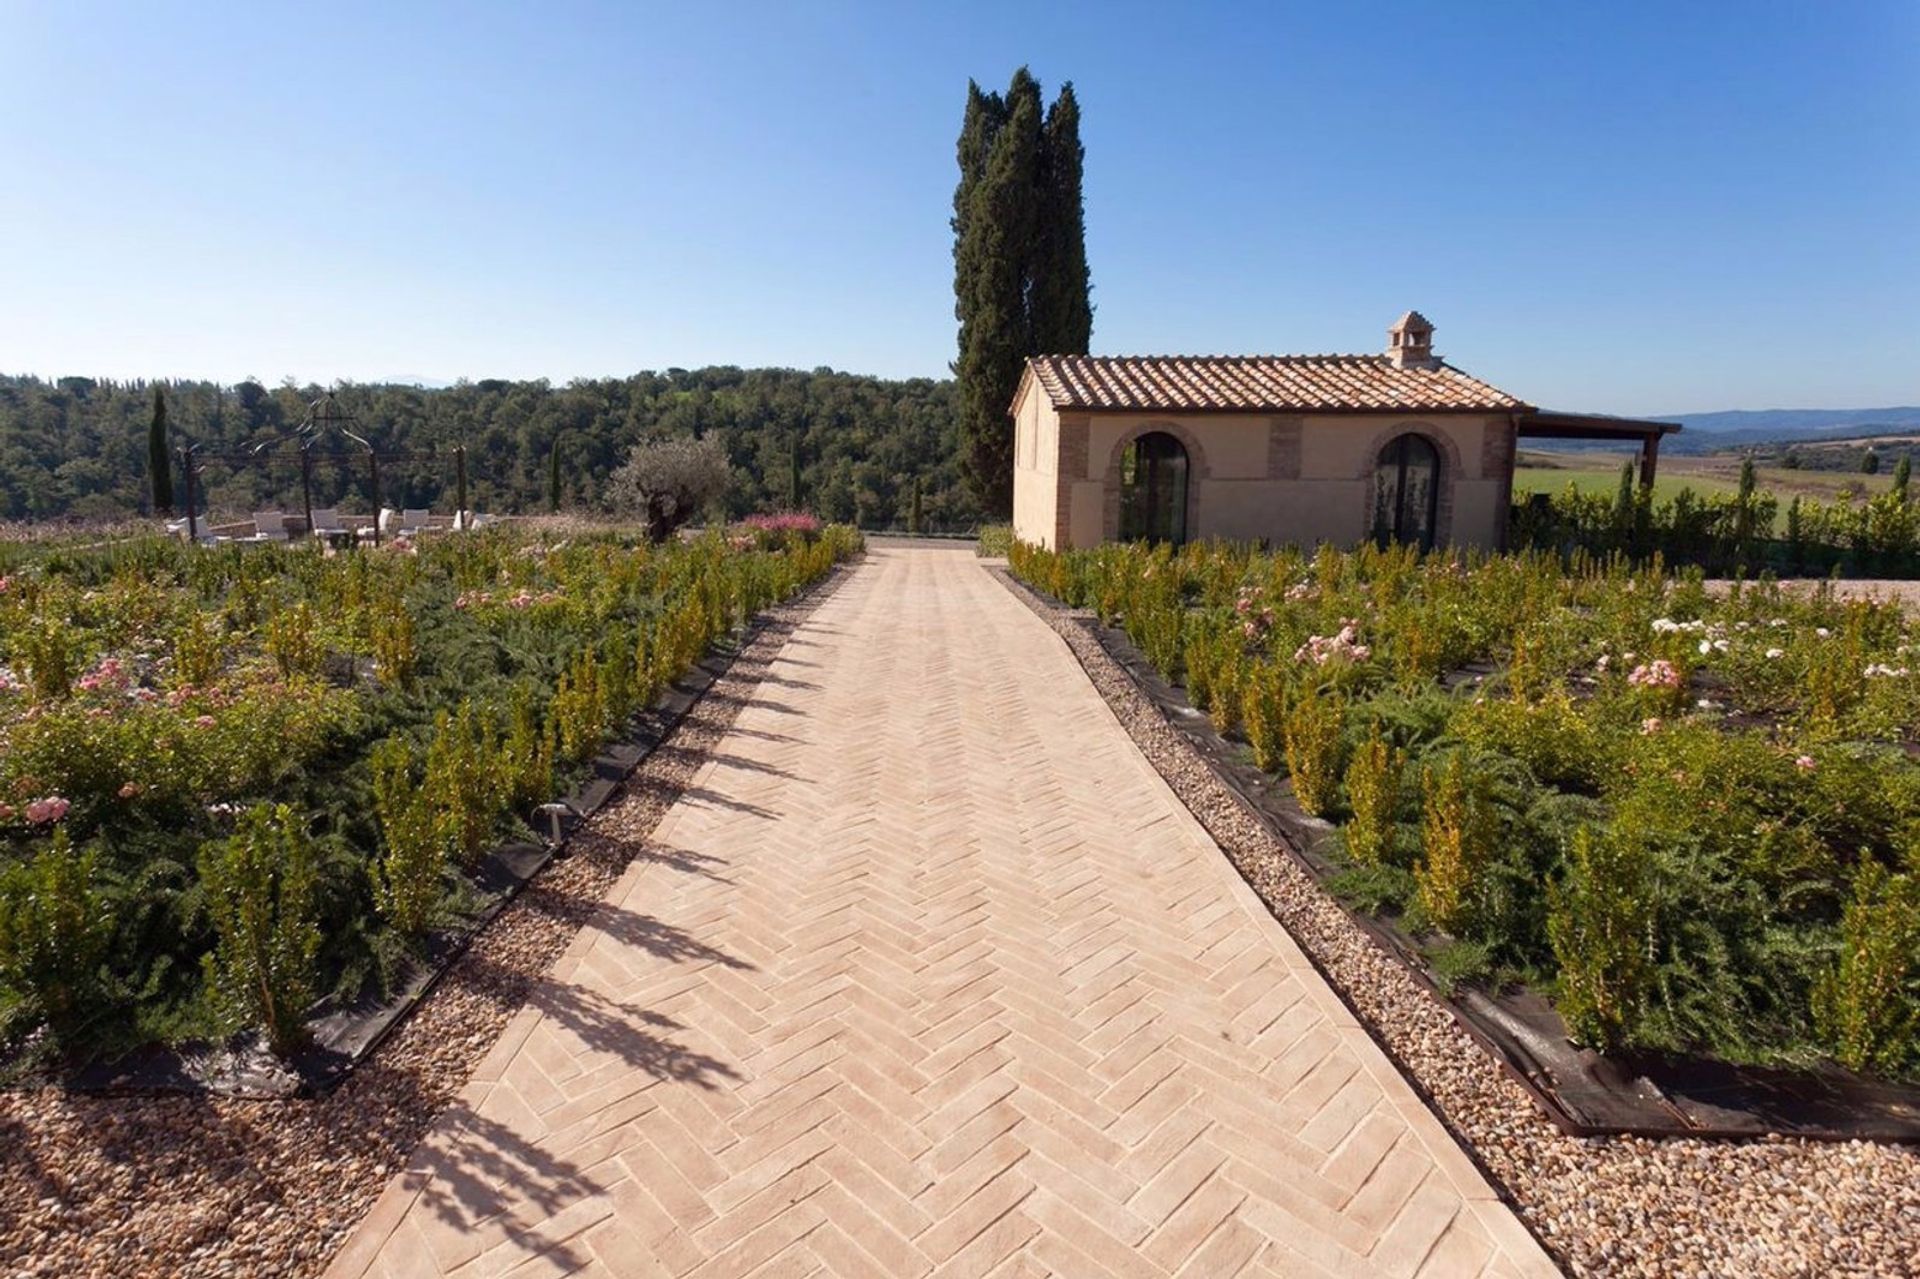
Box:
0;567;851;1279
996;567;1920;1279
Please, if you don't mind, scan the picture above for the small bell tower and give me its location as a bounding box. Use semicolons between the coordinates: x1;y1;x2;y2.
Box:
1386;311;1439;370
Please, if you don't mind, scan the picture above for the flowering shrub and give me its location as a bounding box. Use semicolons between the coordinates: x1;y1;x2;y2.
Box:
1626;658;1681;689
1293;620;1371;667
0;522;861;1062
1008;536;1920;1079
736;512;823;552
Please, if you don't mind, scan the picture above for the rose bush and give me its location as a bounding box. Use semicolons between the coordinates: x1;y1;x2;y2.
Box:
1010;536;1920;1079
0;521;863;1064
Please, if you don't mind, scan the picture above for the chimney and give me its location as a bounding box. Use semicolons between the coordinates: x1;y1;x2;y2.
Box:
1386;310;1439;370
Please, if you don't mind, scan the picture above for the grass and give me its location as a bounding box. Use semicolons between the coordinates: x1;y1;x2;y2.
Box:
1515;449;1895;504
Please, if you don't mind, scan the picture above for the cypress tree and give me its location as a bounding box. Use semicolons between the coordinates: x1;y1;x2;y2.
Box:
1611;461;1635;550
548;435;562;512
952;68;1093;517
1030;83;1093;355
148;385;173;514
957;75;1040;515
1734;456;1757;553
909;475;923;534
788;436;803;509
1895;455;1911;501
952;81;1007;337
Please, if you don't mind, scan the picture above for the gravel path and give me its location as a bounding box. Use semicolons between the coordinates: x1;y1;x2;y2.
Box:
1708;578;1920;610
999;570;1920;1279
0;573;847;1279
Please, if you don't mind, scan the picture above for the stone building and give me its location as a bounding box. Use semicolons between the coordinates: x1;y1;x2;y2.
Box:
1009;311;1677;551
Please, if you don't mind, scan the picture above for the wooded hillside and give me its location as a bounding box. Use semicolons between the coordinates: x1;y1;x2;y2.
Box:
0;368;975;528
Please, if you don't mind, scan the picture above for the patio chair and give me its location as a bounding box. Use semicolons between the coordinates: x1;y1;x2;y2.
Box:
398;508;432;537
308;507;354;547
252;511;290;542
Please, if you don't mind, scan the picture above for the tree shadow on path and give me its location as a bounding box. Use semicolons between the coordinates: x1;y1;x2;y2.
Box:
590;904;756;971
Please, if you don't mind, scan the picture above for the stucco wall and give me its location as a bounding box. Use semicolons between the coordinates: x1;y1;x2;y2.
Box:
1086;414;1273;481
1010;383;1060;548
1045;410;1516;552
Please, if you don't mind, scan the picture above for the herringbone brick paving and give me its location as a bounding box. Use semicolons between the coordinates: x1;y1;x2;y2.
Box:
327;547;1558;1279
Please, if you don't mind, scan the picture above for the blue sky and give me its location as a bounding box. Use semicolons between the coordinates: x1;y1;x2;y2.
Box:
1;1;1915;415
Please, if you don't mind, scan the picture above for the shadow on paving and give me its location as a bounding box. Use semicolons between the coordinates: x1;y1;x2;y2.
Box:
588;904;756;972
520;982;742;1089
624;840;736;885
703;751;803;781
720;725;802;744
677;786;781;821
413;1103;605;1275
754;673;821;691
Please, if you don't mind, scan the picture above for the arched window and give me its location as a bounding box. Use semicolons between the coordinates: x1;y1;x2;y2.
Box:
1119;431;1190;544
1372;433;1441;551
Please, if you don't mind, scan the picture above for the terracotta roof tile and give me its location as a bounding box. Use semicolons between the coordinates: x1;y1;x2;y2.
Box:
1022;354;1527;414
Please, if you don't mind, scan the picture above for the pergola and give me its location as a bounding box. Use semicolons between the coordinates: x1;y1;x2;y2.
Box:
177;392;469;545
1516;409;1682;487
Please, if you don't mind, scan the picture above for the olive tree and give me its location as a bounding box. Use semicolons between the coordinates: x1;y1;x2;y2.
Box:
606;437;731;542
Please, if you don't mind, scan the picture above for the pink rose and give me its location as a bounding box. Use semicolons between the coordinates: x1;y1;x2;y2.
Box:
0;803;13;821
1795;755;1817;772
25;796;70;825
194;714;216;729
118;782;141;799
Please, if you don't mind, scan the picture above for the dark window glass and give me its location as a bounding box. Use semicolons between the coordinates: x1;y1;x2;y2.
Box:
1119;431;1189;544
1372;433;1440;551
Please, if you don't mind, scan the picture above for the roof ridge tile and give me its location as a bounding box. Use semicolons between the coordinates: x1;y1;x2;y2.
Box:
1021;352;1521;414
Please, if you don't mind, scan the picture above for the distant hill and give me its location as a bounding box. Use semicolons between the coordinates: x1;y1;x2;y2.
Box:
1652;407;1920;454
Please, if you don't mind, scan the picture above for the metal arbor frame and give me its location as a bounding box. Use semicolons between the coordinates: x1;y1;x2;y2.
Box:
176;391;469;546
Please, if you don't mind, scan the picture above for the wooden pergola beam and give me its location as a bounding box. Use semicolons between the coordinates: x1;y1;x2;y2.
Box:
1516;410;1682;490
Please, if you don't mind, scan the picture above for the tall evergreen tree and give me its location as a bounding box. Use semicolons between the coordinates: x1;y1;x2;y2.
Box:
956;79;1040;515
548;434;562;512
1030;83;1093;355
148;384;173;514
953;69;1092;516
952;81;1007;335
788;435;803;509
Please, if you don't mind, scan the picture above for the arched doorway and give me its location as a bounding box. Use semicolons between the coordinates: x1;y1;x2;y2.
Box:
1372;432;1441;551
1119;431;1190;544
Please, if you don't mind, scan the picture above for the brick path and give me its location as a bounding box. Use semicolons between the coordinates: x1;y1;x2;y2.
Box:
326;546;1557;1279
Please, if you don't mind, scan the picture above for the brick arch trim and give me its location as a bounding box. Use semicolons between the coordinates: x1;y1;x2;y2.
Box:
1354;420;1465;548
1101;420;1212;543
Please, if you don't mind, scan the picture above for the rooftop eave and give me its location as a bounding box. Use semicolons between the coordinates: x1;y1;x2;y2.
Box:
1518;409;1683;439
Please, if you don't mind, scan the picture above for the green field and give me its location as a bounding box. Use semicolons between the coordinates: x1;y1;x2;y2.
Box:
1514;450;1894;504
